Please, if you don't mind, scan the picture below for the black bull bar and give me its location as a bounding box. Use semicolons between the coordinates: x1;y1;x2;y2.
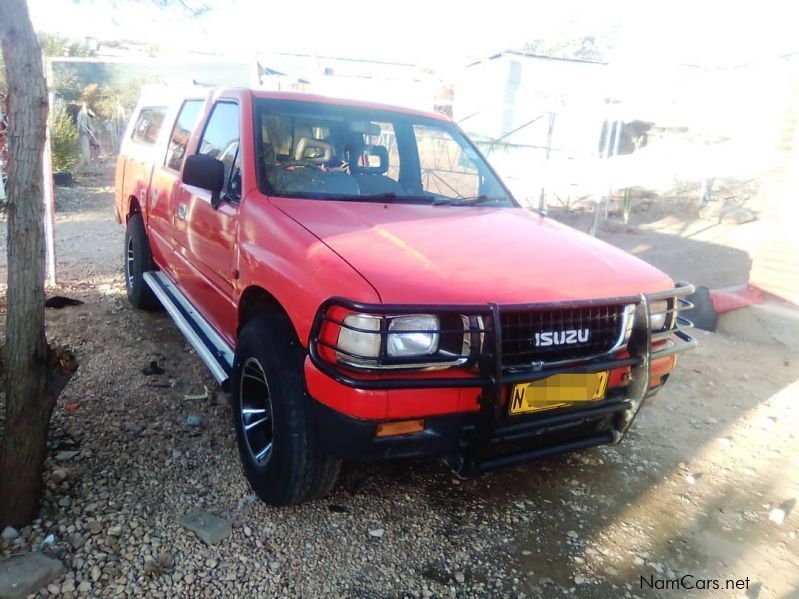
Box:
308;283;696;476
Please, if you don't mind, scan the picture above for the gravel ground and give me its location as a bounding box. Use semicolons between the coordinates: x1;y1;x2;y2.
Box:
0;169;797;598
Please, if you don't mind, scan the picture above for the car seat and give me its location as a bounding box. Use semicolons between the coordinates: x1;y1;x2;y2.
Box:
350;145;404;195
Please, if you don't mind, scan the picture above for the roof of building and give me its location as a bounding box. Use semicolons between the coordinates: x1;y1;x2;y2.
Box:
466;49;608;68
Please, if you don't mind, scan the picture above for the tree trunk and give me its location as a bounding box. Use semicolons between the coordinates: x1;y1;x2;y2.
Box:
0;0;75;528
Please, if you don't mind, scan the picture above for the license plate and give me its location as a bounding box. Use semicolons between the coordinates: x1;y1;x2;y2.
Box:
509;372;609;415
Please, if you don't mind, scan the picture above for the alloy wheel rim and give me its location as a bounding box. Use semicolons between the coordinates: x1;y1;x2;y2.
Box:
125;236;134;289
239;357;274;465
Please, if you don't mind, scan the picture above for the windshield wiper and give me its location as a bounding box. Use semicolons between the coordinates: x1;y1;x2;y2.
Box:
431;195;507;206
358;193;433;203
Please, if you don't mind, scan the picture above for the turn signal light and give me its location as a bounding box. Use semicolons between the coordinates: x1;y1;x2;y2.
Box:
375;419;425;438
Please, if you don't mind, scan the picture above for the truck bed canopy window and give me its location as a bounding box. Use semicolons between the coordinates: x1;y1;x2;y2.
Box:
131;106;167;146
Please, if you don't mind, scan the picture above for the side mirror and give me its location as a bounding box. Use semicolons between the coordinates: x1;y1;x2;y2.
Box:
183;154;225;208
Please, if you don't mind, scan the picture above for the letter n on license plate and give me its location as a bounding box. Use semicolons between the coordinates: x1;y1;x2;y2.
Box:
509;372;609;415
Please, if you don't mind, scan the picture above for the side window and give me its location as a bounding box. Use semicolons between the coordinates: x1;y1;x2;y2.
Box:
131;107;167;145
197;102;241;201
413;124;479;198
165;100;203;171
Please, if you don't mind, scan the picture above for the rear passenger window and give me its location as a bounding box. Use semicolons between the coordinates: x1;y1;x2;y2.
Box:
131;107;167;145
197;101;241;201
166;100;203;171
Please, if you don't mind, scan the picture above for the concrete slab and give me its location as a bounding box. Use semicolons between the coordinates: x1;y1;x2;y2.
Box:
0;552;64;599
178;511;232;545
717;300;799;353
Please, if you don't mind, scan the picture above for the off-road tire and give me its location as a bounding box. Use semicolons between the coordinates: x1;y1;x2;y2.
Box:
124;213;159;310
232;314;341;505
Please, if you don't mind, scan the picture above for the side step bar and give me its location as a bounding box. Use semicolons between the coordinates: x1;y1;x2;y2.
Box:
143;271;234;388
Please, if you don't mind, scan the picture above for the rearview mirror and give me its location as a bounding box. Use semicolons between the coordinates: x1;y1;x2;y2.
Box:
183;154;225;208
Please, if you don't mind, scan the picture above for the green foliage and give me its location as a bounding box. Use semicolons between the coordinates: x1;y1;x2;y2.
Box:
50;101;79;172
523;35;611;62
52;65;83;102
37;32;95;58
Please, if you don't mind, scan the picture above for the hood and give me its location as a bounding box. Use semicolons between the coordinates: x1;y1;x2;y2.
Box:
272;198;673;305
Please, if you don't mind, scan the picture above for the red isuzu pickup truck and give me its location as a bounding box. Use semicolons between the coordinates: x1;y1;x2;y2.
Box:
115;86;695;505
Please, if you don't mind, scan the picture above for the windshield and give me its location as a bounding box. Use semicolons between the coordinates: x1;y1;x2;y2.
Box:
254;99;514;206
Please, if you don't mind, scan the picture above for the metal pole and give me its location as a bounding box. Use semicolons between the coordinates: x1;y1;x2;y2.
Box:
591;117;612;236
604;118;622;220
538;111;555;216
43;56;56;286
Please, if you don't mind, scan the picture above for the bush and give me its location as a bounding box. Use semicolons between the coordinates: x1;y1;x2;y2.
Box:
51;101;79;172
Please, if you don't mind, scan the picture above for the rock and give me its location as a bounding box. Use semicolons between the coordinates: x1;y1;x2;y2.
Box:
186;415;203;428
574;574;587;585
454;571;465;584
51;469;69;484
86;520;102;535
178;511;232;545
769;508;786;525
124;422;144;434
566;530;578;539
58;497;71;508
107;526;122;537
368;528;385;539
77;580;91;593
633;556;645;566
158;552;174;570
720;205;756;225
698;202;756;225
40;535;55;549
90;566;101;582
60;579;75;593
143;556;158;575
55;451;79;462
0;552;65;599
141;361;165;376
236;494;258;511
1;528;19;543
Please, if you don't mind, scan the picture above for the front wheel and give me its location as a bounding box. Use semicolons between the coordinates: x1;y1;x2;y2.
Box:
232;314;341;506
124;212;159;310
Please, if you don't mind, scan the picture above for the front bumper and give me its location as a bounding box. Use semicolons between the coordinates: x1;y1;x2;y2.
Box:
308;284;696;476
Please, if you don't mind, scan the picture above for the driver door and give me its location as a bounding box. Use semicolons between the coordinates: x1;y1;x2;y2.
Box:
172;100;241;340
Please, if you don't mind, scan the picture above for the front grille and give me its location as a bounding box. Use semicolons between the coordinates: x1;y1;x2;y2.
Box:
500;304;627;367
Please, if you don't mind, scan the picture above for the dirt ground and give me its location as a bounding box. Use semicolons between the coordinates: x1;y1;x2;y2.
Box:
0;168;797;598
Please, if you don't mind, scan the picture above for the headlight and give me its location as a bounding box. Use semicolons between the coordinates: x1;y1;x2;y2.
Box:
649;300;669;330
387;315;439;357
335;313;440;366
336;314;381;365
